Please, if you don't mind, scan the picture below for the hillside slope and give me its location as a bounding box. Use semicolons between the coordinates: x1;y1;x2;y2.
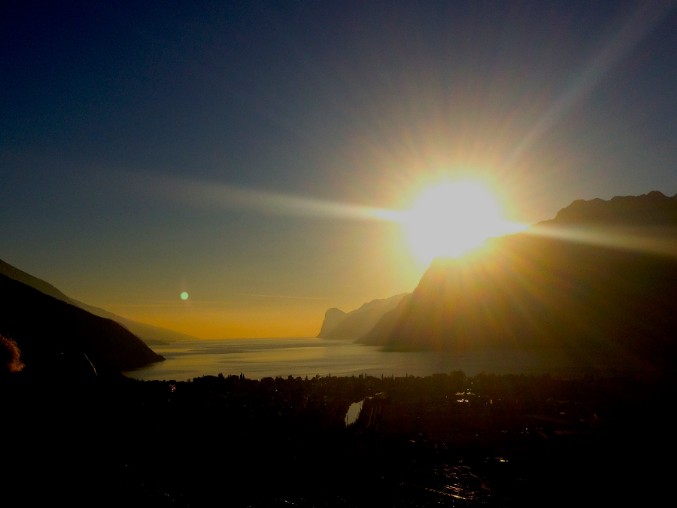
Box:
358;191;677;375
0;273;164;376
0;258;194;344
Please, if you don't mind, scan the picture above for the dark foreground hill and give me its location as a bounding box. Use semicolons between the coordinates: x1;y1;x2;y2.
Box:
0;258;195;345
0;273;164;375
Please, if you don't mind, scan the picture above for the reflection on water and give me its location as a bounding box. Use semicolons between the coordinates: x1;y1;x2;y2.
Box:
344;400;364;426
424;464;493;504
125;337;597;382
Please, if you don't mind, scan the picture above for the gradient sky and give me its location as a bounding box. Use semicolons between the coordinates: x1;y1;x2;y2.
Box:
2;1;677;339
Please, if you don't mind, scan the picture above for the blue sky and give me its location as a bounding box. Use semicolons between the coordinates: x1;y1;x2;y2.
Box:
2;0;676;338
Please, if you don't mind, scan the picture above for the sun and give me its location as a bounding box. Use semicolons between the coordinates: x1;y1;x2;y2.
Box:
399;179;525;265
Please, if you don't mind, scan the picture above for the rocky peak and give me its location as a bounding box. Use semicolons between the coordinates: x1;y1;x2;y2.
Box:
545;190;677;226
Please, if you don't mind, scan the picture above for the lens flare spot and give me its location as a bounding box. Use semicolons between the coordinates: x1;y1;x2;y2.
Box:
180;291;190;301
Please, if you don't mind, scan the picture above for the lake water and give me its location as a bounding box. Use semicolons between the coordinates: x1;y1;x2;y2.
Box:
124;337;599;381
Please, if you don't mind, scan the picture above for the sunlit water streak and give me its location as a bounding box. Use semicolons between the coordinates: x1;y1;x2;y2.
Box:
344;399;364;426
125;337;595;382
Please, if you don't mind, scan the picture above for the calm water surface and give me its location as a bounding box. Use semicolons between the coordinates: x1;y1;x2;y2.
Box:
125;337;591;381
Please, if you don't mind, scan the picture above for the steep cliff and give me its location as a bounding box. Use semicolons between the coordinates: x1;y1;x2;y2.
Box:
318;293;408;340
357;191;677;374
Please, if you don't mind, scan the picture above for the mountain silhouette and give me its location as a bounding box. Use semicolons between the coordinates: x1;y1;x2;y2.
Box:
0;272;164;376
355;191;677;376
543;190;677;226
0;258;195;344
317;293;408;340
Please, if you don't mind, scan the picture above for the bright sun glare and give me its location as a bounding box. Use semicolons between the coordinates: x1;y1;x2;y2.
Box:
400;180;525;265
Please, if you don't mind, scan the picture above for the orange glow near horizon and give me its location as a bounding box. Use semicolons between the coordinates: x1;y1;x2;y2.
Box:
107;300;327;340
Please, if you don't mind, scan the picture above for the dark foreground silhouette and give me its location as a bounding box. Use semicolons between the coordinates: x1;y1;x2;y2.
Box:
2;364;674;507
